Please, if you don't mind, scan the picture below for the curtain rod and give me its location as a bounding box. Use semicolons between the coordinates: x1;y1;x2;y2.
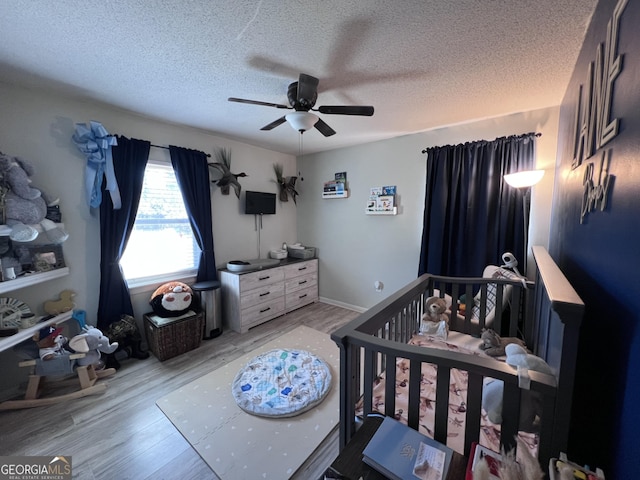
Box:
151;143;211;157
420;132;541;154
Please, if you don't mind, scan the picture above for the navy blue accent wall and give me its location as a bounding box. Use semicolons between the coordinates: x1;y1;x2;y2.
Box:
550;0;640;477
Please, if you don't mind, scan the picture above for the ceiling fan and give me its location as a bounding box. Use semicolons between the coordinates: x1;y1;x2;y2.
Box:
228;73;374;137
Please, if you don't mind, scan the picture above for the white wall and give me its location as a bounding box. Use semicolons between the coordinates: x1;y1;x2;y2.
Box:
0;82;295;393
297;107;559;310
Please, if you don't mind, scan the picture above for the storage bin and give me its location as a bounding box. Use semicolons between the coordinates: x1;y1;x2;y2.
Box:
287;246;316;259
144;310;203;361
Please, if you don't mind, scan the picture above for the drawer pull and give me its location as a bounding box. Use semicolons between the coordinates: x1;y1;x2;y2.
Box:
298;280;307;285
259;291;270;297
259;307;271;313
298;267;307;271
258;275;270;281
298;294;308;299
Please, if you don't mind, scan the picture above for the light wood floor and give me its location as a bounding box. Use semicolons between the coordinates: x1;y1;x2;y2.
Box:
0;302;360;480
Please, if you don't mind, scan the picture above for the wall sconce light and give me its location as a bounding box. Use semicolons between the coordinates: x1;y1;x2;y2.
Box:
503;169;545;276
503;169;544;188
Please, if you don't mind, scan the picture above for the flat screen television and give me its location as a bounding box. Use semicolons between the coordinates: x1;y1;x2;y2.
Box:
245;191;276;215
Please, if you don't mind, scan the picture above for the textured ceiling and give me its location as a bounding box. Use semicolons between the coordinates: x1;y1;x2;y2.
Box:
0;1;597;155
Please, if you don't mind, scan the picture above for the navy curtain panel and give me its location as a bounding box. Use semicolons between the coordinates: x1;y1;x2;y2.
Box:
169;146;217;282
97;136;150;330
418;133;536;278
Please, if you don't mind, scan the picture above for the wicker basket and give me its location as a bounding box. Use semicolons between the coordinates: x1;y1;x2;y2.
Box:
144;310;203;361
287;246;316;259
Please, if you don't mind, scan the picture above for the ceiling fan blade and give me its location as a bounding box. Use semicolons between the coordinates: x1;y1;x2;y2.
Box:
317;105;374;116
314;118;336;137
297;74;319;108
260;116;287;131
228;97;290;109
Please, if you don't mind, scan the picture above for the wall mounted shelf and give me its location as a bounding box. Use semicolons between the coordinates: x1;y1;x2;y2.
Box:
0;309;73;353
322;190;349;199
366;207;398;215
0;267;70;295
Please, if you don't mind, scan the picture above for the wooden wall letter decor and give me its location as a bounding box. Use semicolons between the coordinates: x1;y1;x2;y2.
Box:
581;151;612;224
572;0;628;169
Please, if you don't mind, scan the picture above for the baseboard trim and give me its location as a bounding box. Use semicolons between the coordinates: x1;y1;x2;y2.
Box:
319;297;367;313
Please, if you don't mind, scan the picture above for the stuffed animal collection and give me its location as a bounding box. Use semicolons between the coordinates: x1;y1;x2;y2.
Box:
419;296;449;339
479;328;527;357
0;152;68;243
149;281;193;317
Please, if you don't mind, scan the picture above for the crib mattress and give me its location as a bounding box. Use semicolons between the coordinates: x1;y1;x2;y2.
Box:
232;348;332;418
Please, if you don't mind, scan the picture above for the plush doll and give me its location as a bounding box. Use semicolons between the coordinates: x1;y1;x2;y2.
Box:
0;152;68;243
33;324;68;360
419;296;449;338
482;344;554;431
479;328;527;357
149;281;193;317
102;314;149;370
69;326;118;367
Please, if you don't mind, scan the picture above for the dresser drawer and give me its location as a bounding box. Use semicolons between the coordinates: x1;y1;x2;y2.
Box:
240;282;284;309
285;273;317;295
284;259;317;279
285;285;318;312
239;267;284;292
241;296;285;330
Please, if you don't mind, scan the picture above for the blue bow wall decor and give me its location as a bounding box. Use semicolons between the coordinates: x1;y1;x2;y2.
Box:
72;121;121;209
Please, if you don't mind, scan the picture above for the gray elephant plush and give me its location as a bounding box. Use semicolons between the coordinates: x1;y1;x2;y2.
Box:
0;151;68;243
69;326;119;367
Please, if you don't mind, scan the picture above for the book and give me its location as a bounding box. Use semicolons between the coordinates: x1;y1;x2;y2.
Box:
465;442;502;480
362;416;453;480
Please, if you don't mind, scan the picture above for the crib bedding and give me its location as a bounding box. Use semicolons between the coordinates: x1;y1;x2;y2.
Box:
355;332;537;456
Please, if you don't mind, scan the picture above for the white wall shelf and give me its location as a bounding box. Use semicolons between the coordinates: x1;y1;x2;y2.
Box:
0;267;69;295
366;207;398;215
322;190;349;199
0;309;74;353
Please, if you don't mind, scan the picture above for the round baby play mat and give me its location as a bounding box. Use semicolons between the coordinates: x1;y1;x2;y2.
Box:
232;348;332;418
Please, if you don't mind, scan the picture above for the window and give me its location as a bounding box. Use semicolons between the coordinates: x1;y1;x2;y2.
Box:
120;161;199;284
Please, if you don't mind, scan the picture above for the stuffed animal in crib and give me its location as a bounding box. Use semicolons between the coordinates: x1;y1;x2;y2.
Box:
69;326;118;368
149;281;193;317
33;324;68;361
419;296;449;339
482;344;554;431
479;328;527;357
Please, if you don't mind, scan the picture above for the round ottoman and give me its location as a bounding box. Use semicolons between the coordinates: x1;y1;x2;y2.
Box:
232;348;332;418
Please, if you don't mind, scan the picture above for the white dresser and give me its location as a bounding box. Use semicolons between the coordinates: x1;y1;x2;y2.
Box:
220;258;318;333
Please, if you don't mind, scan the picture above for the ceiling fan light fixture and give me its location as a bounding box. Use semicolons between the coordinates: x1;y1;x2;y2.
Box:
286;112;318;133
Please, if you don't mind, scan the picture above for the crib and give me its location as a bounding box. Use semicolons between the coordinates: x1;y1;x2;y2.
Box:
331;246;584;469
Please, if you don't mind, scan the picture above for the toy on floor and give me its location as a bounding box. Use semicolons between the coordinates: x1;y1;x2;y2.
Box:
102;314;149;370
479;328;527;357
419;296;449;339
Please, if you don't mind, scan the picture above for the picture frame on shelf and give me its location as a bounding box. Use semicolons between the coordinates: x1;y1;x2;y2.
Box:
12;244;65;272
31;245;65;272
